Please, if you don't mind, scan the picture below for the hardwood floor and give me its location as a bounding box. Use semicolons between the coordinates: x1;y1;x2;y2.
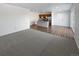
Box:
30;24;74;39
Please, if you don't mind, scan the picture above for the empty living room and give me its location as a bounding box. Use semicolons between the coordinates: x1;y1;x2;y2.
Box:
0;2;79;56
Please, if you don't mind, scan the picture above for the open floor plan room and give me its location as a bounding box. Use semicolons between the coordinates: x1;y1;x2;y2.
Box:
0;3;79;56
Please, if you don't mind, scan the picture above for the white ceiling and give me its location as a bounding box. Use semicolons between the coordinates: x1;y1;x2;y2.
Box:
7;3;72;12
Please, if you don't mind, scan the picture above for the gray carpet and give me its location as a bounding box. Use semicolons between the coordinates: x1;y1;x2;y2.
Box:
0;29;79;56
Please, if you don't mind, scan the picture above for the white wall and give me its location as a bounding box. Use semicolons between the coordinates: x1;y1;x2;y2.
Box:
70;5;75;32
70;4;79;49
71;4;79;49
0;4;31;36
52;11;70;27
29;12;39;25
